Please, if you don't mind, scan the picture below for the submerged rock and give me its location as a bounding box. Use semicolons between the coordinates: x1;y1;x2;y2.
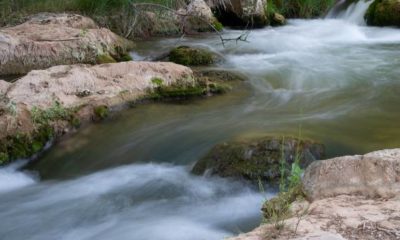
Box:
191;136;325;181
0;13;134;75
365;0;400;27
193;69;247;94
208;0;268;28
168;46;220;66
303;148;400;200
270;12;286;26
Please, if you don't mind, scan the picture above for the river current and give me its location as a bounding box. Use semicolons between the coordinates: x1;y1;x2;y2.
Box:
1;1;400;239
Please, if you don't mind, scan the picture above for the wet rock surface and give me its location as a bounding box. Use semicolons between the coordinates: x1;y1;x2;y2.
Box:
192;136;325;181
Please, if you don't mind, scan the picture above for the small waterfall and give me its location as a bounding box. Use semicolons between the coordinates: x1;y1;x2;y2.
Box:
326;0;374;25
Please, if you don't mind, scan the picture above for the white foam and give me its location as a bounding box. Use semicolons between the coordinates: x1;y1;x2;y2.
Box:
327;0;374;25
0;161;37;193
0;164;270;240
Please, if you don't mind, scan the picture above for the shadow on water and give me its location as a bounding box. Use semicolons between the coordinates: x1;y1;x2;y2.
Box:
0;74;24;82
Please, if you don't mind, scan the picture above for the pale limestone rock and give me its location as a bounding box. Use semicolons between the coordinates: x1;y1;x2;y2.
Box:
0;13;134;75
303;149;400;200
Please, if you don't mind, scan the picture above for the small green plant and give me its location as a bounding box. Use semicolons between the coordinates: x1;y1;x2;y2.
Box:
31;101;73;125
0;152;9;165
212;19;223;31
151;77;164;87
79;28;89;37
93;105;109;120
266;0;335;18
262;125;307;234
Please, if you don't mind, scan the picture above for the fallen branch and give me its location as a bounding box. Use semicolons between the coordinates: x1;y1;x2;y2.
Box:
129;2;251;47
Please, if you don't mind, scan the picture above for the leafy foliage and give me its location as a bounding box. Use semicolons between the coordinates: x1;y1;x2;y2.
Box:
267;0;335;18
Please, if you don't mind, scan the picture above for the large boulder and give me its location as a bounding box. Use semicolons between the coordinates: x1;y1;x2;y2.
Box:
183;0;223;32
303;149;400;201
208;0;268;28
5;62;194;110
229;149;400;240
0;61;238;165
230;194;400;240
0;13;134;75
365;0;400;27
192;136;325;181
0;61;195;164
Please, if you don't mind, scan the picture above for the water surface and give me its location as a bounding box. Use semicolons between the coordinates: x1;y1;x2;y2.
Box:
1;3;400;239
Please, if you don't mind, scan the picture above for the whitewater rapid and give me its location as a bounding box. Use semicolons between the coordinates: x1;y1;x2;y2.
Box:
0;164;268;240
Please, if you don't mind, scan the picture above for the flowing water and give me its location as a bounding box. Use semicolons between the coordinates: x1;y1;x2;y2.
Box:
1;1;400;239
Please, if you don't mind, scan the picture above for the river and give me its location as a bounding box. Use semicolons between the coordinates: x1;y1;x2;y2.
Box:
1;1;400;239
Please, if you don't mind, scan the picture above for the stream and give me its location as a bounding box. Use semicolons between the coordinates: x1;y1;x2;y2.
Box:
1;1;400;239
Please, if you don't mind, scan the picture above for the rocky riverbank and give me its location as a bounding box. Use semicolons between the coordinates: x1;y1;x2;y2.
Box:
228;149;400;240
0;12;247;165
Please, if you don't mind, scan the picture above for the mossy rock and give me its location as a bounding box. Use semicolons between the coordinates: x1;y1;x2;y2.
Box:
213;19;224;31
365;0;400;27
191;136;325;181
116;53;133;62
147;70;240;101
269;13;286;26
169;46;218;66
194;69;247;83
96;53;117;64
0;125;54;165
148;84;206;100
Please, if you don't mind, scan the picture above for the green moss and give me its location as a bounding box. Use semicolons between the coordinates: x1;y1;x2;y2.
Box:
213;19;224;31
0;152;9;165
169;46;215;66
31;101;79;126
70;116;81;128
0;101;80;165
96;53;117;64
94;105;109;120
267;0;335;19
0;125;54;165
192;137;324;181
208;82;232;94
365;0;400;27
151;77;164;87
149;85;206;100
120;53;133;62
